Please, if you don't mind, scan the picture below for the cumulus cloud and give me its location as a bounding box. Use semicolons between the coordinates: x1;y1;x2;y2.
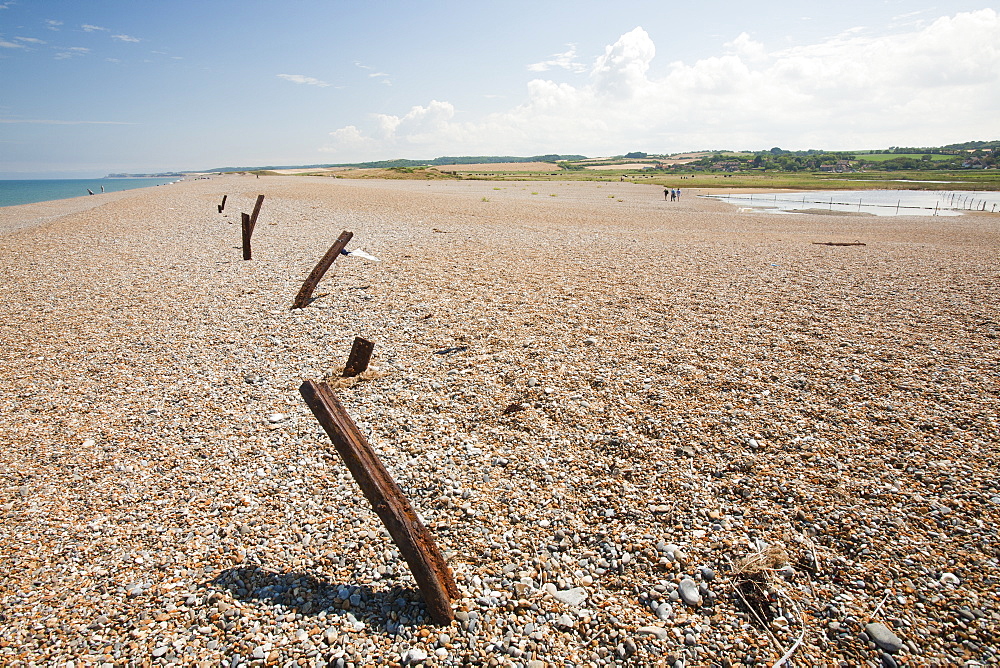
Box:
112;33;139;43
325;10;1000;158
277;73;331;88
45;20;62;30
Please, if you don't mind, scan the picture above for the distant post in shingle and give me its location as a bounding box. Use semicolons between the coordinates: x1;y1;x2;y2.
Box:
343;337;375;377
241;213;252;260
249;195;265;233
299;380;458;624
218;195;227;213
292;230;354;309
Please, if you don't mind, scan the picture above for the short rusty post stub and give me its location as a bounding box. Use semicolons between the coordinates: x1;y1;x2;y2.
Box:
343;337;375;377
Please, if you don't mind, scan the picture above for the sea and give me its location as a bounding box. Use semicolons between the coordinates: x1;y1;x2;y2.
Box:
0;178;181;208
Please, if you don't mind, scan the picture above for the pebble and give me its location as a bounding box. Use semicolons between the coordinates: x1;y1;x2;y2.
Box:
636;625;670;640
401;647;428;664
678;578;702;607
865;622;905;654
550;586;588;607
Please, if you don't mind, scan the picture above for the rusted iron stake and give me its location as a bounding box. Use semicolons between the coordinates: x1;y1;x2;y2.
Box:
218;195;227;213
299;380;458;624
241;213;252;260
292;230;354;308
249;194;265;233
343;337;375;377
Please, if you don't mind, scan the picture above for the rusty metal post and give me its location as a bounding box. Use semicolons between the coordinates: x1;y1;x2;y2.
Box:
292;231;353;308
299;380;458;624
249;194;265;233
241;213;252;260
218;195;227;213
343;337;375;377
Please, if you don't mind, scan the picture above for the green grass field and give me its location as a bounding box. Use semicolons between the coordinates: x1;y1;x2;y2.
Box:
456;169;1000;191
854;153;956;162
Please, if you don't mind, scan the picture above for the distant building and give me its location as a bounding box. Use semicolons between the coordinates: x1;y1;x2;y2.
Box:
820;160;855;173
712;161;741;171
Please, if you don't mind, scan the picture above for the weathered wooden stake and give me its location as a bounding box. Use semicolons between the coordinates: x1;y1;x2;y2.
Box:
241;213;252;260
218;195;227;213
343;337;375;377
292;231;353;308
299;380;458;624
249;194;265;232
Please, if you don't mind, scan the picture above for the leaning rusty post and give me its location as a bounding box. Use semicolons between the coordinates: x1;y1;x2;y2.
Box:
292;230;353;308
241;213;252;260
249;194;265;233
299;380;458;624
218;195;227;213
343;337;375;377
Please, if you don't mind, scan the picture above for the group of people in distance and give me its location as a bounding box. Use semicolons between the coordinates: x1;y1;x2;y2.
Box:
665;187;681;201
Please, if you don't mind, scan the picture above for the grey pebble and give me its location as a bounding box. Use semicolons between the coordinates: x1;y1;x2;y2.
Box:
865;622;904;654
678;578;702;607
636;625;670;640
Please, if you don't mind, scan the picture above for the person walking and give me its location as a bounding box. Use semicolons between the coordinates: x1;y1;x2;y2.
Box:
664;187;669;201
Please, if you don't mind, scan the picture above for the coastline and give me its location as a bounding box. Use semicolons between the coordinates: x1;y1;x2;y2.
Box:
1;176;998;665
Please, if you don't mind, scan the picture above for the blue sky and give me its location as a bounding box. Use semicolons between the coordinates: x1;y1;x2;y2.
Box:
1;1;998;177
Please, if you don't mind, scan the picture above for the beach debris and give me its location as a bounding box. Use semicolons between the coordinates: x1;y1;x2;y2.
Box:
812;241;867;246
292;230;354;308
299;380;458;624
342;336;375;378
217;194;227;213
433;345;468;355
340;248;381;262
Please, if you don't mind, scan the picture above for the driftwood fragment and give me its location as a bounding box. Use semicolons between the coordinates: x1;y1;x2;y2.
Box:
343;337;375;377
812;242;866;247
241;213;252;260
292;231;354;308
299;380;458;624
218;195;227;213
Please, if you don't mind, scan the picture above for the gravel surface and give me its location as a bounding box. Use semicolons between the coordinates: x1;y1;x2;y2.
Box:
1;175;998;667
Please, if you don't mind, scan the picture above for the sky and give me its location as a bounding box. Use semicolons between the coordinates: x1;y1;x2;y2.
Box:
1;1;998;178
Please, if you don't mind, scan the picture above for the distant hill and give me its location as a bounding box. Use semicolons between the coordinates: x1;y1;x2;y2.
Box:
194;154;587;174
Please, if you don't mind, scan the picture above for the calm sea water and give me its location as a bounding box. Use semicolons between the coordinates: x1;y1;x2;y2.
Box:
703;189;1000;217
0;178;180;208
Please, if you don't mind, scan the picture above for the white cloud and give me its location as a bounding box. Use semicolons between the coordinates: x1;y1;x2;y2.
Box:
326;10;1000;158
528;45;587;73
45;19;62;30
81;24;108;32
54;46;89;59
0;38;25;49
14;36;45;45
112;34;140;43
277;73;331;88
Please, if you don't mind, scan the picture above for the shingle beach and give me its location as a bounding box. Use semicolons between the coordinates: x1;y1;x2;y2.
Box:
1;175;998;667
